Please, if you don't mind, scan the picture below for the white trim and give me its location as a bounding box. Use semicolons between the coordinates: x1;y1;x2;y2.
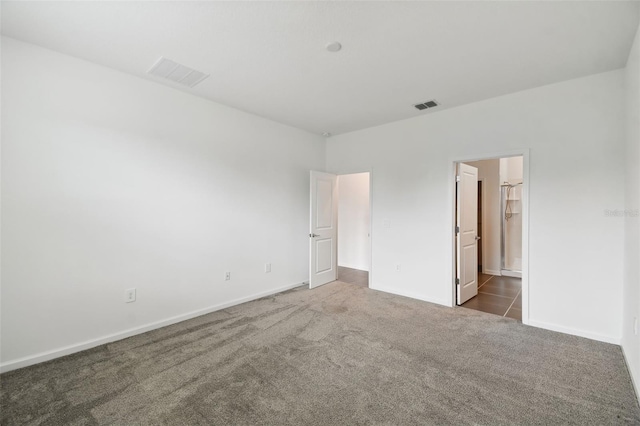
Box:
521;150;530;326
622;344;640;404
501;270;522;278
450;163;458;308
449;149;530;326
337;263;369;272
450;149;528;164
371;284;450;307
484;269;502;276
527;319;621;345
338;263;369;272
369;169;373;289
0;281;307;373
478;177;486;275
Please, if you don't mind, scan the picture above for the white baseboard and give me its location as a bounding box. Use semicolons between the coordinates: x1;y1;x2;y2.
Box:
501;270;522;278
527;319;620;345
621;343;640;405
0;281;307;373
484;269;502;276
370;284;450;307
337;263;369;272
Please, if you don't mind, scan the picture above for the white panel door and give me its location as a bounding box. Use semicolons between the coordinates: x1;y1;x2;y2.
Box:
456;163;479;305
310;171;338;289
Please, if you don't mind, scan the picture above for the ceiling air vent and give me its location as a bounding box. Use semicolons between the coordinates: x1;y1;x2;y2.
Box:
414;100;439;111
147;57;209;88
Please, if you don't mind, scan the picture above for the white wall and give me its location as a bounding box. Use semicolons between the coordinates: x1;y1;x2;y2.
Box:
337;173;370;271
500;156;524;185
327;69;625;343
0;38;326;370
463;159;501;275
622;25;640;394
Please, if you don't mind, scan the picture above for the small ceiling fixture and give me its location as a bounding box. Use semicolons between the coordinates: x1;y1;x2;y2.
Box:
325;42;342;52
414;100;439;111
322;132;332;137
147;57;209;88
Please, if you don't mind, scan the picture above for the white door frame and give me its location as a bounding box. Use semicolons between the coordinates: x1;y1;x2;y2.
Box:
477;177;487;275
331;169;373;287
450;150;530;325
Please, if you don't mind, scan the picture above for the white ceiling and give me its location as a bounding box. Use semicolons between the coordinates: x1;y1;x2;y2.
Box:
2;1;639;135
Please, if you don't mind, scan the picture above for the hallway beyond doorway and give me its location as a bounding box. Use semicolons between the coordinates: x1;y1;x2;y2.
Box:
338;266;368;287
461;274;521;321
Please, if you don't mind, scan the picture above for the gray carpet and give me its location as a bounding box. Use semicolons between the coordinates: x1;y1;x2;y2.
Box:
1;281;639;425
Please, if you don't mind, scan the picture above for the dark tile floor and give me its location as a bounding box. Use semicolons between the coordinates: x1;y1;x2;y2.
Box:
461;274;522;321
338;266;369;287
338;267;520;320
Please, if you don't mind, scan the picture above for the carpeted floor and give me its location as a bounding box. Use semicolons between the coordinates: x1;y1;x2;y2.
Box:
1;281;639;425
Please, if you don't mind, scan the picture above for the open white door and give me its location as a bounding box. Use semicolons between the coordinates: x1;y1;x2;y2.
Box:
309;171;338;288
456;163;479;305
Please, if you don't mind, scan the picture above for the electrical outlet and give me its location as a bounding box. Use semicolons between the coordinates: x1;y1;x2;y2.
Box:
225;272;231;281
395;264;401;272
125;288;136;303
265;263;271;273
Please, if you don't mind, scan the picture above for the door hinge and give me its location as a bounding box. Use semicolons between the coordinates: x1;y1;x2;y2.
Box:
455;278;460;285
455;226;459;234
456;175;461;182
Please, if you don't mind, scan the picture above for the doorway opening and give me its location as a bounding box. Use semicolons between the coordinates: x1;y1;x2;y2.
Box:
454;156;524;321
337;172;370;287
309;170;371;289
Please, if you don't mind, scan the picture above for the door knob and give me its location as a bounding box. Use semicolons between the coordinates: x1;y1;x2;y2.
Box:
475;236;481;240
309;233;320;238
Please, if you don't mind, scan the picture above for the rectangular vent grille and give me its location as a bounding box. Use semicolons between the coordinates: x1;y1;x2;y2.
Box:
414;100;439;110
147;57;209;88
